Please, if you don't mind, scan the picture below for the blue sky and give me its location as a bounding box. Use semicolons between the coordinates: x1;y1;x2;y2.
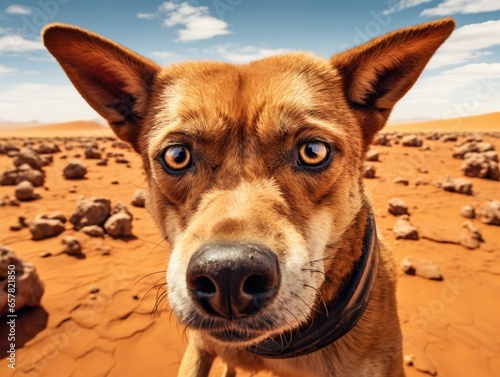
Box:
0;0;499;123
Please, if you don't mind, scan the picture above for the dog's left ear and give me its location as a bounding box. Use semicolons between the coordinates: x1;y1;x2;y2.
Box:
331;18;455;147
43;23;161;151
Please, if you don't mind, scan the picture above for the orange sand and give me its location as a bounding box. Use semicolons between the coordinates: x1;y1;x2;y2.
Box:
0;116;499;377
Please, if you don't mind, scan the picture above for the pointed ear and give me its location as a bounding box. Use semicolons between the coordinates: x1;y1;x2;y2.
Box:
42;23;161;151
330;18;455;147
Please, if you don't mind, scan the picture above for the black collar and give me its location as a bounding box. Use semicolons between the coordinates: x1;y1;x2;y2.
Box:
247;212;379;359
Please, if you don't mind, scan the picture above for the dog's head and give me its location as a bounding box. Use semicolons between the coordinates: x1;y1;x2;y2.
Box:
43;19;454;346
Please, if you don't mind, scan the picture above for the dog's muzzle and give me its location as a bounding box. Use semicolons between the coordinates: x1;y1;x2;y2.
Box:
186;243;281;320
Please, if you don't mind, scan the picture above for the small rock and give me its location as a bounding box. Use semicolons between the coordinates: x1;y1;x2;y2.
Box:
104;212;133;237
401;135;423;147
43;212;67;223
362;162;376;178
62;236;82;256
89;286;100;294
111;180;119;185
388;198;409;216
442;177;473;195
372;133;390;146
0;164;45;187
84;147;102;159
365;149;379;162
35;143;60;154
29;216;65;240
69;185;77;193
401;256;442;280
110;202;132;217
393;177;409;186
13;148;43;171
14;180;40;201
96;158;108;166
70;197;111;230
81;225;105;237
461;153;499;180
39;251;52;258
115;157;129;164
459;221;483;250
440;134;457;142
404;354;414;366
131;189;146;208
460;205;475;219
63;161;87;180
393;215;419;240
479;200;500;226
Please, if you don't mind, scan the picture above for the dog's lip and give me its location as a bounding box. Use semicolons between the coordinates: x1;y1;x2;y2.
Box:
206;328;264;343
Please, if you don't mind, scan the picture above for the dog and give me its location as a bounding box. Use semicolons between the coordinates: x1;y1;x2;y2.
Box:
43;17;454;377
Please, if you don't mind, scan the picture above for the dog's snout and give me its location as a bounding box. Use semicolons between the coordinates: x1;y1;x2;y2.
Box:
186;243;280;320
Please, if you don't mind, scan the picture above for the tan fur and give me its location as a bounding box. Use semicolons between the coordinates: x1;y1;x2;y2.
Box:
43;18;455;377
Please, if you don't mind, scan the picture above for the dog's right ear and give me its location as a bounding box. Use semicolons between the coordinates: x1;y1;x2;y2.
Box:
43;23;160;151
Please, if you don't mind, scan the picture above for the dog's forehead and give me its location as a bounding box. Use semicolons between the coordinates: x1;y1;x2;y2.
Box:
147;53;346;151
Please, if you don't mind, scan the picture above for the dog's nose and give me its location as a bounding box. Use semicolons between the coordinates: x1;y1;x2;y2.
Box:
186;243;280;320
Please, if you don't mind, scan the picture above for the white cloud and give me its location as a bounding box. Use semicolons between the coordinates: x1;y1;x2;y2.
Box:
0;27;13;34
391;63;500;121
138;1;230;42
421;0;500;16
428;20;500;69
0;83;100;123
199;44;290;63
0;34;44;53
150;50;188;63
0;64;17;75
5;4;32;15
383;0;434;15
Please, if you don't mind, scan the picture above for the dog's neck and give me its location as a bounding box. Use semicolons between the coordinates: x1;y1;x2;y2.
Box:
247;208;379;358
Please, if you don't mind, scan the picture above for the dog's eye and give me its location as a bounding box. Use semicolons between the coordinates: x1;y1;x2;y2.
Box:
162;145;192;172
297;142;330;167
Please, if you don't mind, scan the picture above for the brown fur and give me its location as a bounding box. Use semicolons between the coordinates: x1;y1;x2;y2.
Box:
43;18;455;377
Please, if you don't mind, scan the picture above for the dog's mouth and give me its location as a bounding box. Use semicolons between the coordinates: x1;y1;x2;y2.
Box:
206;327;265;343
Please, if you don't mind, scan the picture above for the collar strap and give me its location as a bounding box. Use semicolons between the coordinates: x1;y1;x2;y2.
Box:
247;211;379;359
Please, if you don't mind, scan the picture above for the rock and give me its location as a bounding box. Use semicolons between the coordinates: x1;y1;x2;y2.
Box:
461;153;500;180
0;245;45;316
63;161;87;180
115;157;129;164
365;149;379;162
39;251;52;258
89;286;99;294
0;164;45;187
70;197;111;230
13;148;43;171
0;142;20;154
104;212;133;237
14;180;40;201
85;147;102;159
42;212;67;223
111;180;119;185
81;225;105;237
476;142;495;153
388;198;409;216
69;185;77;193
0;194;19;207
29;215;65;240
460;205;475;219
96;158;108;166
110;202;132;217
372;133;390;146
393;177;409;186
400;256;442;280
415;178;430;187
442;177;473;195
404;354;414;366
459;221;483;250
35;143;60;154
131;189;146;208
39;154;53;166
10;223;23;231
393;215;419;240
62;236;82;256
440;134;457;142
484;150;499;162
453;142;479;159
401;135;423;147
362;163;376;178
479;200;500;226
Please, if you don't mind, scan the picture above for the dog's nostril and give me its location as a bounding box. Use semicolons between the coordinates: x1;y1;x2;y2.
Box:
243;275;272;295
193;276;216;295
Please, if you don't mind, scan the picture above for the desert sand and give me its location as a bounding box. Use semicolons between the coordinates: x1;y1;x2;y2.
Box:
0;115;499;377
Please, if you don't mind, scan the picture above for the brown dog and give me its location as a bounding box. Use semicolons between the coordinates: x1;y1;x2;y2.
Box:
43;18;454;377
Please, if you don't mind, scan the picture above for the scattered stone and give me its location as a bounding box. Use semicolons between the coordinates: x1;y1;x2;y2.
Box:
81;225;105;237
39;154;53;166
0;194;19;207
110;202;132;217
104;212;133;237
96;158;108;166
43;212;67;224
417;167;429;174
131;189;146;208
461;153;499;180
404;354;414;366
115;157;129;164
400;256;442;280
365;149;379;162
388;198;409;216
98;246;111;256
35;143;60;154
111;180;119;185
13;148;43;171
460;205;475;219
70;197;111;230
29;215;65;240
442;177;473;195
63;161;87;180
479;200;500;226
14;180;40;201
62;236;83;256
401;135;423;147
10;223;23;231
362;162;376;178
89;286;99;294
415;179;430;187
0;164;45;187
459;221;483;250
0;142;20;154
69;185;77;193
440;134;457;142
393;215;419;240
393;177;409;186
372;133;390;146
0;245;45;316
84;147;102;159
453;142;479;159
